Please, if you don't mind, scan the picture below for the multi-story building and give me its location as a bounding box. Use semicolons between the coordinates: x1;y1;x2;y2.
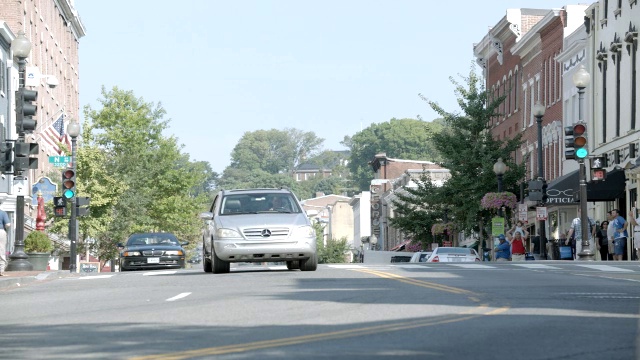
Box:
368;153;449;251
0;0;84;253
474;6;589;239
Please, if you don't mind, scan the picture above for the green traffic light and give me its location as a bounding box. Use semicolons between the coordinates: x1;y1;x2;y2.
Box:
576;148;588;159
63;189;75;199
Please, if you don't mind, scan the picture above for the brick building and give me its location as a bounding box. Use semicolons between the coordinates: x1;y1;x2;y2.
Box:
0;0;84;251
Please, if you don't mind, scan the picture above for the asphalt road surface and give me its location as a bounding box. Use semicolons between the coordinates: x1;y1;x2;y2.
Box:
1;261;639;360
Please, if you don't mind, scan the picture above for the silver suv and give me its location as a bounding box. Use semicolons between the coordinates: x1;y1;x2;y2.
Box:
199;188;318;273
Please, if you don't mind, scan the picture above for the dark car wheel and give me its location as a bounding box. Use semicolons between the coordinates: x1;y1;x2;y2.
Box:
212;247;230;274
286;261;300;270
203;243;212;273
299;253;317;272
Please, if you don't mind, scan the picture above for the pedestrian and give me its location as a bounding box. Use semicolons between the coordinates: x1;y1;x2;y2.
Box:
596;220;610;261
494;234;511;261
610;209;628;261
566;209;597;259
506;227;528;261
607;211;616;258
509;221;527;237
627;206;640;261
0;203;11;276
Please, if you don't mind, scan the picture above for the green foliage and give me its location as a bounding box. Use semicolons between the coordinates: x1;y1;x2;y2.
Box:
344;118;444;191
389;172;446;248
317;237;350;264
52;86;214;263
418;66;525;234
229;128;323;174
24;231;53;253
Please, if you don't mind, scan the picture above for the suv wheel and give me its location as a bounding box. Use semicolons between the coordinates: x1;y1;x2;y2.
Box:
203;243;212;273
212;247;230;274
299;253;317;271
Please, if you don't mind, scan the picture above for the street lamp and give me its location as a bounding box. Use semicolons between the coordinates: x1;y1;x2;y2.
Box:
493;158;507;219
6;31;33;271
493;158;507;193
573;65;594;261
67;120;80;272
533;102;547;260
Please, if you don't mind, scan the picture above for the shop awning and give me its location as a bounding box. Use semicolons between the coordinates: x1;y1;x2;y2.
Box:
587;168;626;201
544;168;626;204
390;240;411;251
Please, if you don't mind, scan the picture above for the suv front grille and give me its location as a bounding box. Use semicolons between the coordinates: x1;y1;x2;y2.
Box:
243;227;290;238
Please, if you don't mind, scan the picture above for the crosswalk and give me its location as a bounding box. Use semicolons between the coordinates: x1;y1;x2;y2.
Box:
327;263;640;273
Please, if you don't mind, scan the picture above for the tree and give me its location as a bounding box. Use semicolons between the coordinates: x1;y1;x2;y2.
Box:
419;67;525;235
80;86;211;263
389;171;447;249
228;128;323;174
344;118;444;191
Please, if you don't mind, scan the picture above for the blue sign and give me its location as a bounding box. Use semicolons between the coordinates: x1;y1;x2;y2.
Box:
32;177;58;205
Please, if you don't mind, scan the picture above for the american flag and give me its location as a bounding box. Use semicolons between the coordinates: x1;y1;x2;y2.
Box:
41;114;70;154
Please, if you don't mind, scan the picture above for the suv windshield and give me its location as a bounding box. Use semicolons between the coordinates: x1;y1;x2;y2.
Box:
220;192;301;215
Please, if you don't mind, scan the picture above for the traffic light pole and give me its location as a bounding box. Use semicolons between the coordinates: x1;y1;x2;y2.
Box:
6;53;33;271
68;135;78;273
535;113;547;260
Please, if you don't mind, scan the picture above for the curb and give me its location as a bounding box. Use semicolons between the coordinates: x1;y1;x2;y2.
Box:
0;271;80;290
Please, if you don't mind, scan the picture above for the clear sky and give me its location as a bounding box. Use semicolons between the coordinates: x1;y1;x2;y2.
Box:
74;1;573;173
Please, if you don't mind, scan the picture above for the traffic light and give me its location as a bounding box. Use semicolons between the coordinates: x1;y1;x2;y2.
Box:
541;180;548;203
13;141;38;173
53;196;67;217
76;197;90;217
62;169;76;199
564;126;576;160
572;123;588;159
15;88;38;134
528;180;543;202
0;142;13;174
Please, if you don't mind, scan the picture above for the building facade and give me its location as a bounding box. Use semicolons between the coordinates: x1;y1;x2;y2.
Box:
0;0;84;253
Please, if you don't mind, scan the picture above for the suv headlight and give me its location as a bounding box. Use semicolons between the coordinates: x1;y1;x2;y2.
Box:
293;225;315;238
216;228;242;238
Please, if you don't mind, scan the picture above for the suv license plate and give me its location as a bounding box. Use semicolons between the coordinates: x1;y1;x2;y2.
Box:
451;257;462;262
147;257;160;263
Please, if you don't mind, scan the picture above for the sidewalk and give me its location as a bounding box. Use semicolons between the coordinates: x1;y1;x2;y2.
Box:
0;270;81;290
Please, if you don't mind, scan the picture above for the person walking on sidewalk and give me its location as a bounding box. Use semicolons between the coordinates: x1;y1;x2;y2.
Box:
494;234;511;261
628;207;640;261
566;209;596;258
611;209;628;261
0;206;11;276
596;220;610;261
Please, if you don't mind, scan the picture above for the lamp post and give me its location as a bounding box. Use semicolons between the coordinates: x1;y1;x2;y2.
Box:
533;102;548;260
67;120;81;272
573;65;594;261
493;158;507;217
6;31;33;271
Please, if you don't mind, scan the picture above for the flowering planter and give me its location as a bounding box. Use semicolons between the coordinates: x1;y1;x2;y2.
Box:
25;253;50;271
481;192;517;211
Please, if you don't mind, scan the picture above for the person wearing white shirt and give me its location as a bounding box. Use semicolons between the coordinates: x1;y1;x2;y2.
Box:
606;211;616;258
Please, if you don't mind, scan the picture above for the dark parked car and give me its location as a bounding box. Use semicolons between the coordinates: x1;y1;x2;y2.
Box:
118;233;189;271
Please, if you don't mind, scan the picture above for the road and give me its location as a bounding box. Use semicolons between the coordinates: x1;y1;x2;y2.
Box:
1;262;639;360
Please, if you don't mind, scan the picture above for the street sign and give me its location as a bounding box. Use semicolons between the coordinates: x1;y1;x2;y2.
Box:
48;156;71;168
491;216;505;236
536;207;548;221
32;177;58;205
518;204;528;222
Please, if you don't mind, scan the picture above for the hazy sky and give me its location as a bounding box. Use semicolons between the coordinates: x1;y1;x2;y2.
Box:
75;1;573;173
